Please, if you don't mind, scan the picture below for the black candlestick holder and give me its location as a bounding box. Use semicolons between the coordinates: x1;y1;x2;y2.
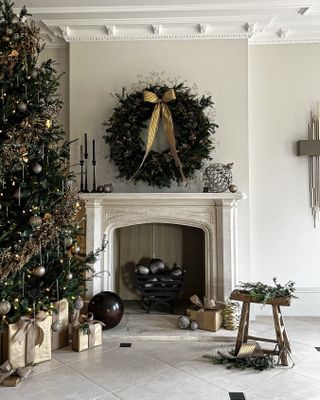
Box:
92;160;97;193
79;160;84;192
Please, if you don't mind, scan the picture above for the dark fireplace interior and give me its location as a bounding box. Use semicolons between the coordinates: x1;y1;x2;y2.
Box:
113;223;205;312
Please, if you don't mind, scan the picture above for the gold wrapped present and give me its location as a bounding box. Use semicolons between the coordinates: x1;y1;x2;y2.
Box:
186;295;223;332
72;313;104;352
1;312;52;369
51;299;69;351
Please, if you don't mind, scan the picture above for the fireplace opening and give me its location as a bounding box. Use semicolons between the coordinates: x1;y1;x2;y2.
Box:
113;223;205;306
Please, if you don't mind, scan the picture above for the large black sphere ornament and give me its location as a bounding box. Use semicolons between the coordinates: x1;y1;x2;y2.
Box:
88;291;124;330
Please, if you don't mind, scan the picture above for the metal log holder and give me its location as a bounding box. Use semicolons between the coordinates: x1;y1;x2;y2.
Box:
135;273;184;314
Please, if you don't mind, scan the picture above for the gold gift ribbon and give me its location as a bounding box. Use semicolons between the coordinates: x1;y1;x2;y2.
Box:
130;89;186;182
77;313;105;349
190;294;217;312
0;360;33;383
13;311;47;365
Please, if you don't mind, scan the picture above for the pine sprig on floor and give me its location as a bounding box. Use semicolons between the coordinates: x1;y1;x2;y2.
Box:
204;350;275;371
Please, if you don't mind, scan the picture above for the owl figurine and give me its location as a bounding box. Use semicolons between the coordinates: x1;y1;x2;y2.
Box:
203;162;234;193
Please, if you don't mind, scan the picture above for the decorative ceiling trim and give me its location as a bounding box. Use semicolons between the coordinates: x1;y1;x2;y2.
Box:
15;2;312;15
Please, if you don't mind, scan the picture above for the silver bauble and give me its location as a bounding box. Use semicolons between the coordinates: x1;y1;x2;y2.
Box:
65;180;73;189
203;162;234;193
74;296;84;310
136;264;150;275
97;185;104;193
103;183;114;193
149;258;166;274
51;320;63;332
33;265;46;277
171;267;183;277
30;69;38;79
66;271;73;280
5;28;13;36
46;95;53;103
32;163;42;174
189;320;199;331
178;315;190;329
64;236;73;247
16;102;27;112
12;33;20;41
229;184;238;193
29;215;42;227
0;299;11;315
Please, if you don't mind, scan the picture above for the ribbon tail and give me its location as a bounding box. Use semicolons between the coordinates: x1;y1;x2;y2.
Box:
162;104;186;183
129;103;161;182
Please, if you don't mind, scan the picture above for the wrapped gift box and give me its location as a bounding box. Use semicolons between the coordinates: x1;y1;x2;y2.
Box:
72;323;102;352
1;314;52;368
52;299;69;351
186;306;223;332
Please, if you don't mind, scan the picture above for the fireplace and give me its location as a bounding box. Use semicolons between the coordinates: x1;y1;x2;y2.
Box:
81;193;244;301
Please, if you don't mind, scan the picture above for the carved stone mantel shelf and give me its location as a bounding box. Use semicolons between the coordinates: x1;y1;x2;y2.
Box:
81;192;246;301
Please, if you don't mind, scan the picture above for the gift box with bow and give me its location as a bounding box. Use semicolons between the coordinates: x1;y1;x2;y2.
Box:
51;299;69;351
1;312;52;369
186;295;223;332
72;312;105;352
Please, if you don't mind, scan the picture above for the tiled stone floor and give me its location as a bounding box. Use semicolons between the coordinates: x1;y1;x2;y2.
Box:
1;316;320;399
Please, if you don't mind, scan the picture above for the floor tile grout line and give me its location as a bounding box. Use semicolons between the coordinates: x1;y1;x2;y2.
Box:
111;365;173;395
52;345;120;366
289;368;320;385
169;365;230;395
64;364;112;394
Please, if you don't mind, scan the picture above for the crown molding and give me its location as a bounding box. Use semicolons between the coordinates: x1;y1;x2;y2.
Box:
12;0;320;45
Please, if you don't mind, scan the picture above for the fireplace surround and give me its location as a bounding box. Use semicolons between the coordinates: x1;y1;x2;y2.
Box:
81;192;245;301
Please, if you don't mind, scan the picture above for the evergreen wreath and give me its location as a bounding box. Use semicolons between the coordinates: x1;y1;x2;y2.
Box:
104;78;218;188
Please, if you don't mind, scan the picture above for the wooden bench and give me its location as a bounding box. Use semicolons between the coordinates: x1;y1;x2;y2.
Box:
230;290;292;366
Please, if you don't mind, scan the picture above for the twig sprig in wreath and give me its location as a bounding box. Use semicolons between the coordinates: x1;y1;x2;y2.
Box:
104;79;218;188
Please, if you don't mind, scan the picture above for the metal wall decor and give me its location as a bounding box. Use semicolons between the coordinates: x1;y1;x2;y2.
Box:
297;110;320;227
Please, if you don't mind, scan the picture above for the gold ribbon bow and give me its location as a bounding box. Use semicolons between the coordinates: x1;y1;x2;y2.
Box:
78;313;105;349
190;294;217;312
130;89;186;182
0;360;33;384
13;311;47;365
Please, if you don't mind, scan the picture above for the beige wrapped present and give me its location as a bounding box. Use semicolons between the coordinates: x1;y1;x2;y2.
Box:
186;294;223;332
72;313;104;352
2;312;52;369
51;299;69;351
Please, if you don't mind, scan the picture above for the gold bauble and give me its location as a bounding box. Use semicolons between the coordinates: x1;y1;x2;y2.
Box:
45;119;52;129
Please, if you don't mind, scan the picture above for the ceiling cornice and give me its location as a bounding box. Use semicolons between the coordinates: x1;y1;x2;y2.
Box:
13;1;320;45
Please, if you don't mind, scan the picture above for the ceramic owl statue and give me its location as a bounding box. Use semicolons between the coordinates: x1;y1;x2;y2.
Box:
203;162;234;193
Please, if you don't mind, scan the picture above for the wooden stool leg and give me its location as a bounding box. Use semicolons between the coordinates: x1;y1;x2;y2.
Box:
272;305;288;366
278;306;291;352
235;302;250;355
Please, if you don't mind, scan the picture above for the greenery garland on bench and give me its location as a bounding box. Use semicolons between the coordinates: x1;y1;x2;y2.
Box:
104;79;218;188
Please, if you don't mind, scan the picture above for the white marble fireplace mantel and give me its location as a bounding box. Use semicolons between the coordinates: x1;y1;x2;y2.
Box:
81;192;246;301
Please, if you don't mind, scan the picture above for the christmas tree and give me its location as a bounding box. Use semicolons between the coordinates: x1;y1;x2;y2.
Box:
0;1;102;325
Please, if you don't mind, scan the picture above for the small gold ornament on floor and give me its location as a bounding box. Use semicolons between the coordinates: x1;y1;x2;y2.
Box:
222;300;240;330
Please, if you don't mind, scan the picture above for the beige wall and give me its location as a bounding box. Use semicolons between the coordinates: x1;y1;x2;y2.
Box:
68;39;251;289
249;44;320;315
40;46;69;136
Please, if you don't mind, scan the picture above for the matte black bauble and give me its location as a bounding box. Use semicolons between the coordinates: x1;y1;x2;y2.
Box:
88;291;124;330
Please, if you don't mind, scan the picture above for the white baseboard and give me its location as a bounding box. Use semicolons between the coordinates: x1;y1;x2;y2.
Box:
255;287;320;317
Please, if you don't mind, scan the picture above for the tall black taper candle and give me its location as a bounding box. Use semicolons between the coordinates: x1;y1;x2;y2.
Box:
79;144;84;192
92;139;96;193
83;133;89;192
